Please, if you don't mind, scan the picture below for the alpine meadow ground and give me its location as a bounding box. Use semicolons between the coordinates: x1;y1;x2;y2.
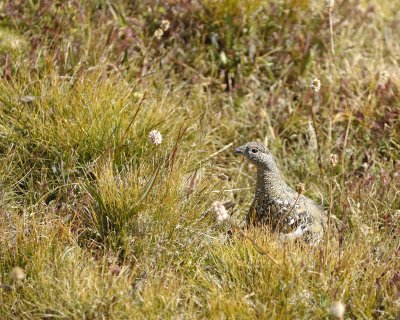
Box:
0;1;399;319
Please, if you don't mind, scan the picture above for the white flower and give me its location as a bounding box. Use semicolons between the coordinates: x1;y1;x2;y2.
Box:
329;154;338;167
360;224;371;236
377;70;389;88
154;28;164;40
160;20;170;31
133;92;143;100
326;0;335;12
213;201;229;223
148;130;162;145
310;78;321;93
329;301;346;319
295;182;305;194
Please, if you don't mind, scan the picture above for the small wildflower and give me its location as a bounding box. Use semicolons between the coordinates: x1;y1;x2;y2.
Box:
329;301;346;320
148;130;162;145
213;201;229;223
10;267;26;281
133;92;143;100
160;19;170;31
329;154;338;167
310;78;321;93
326;0;335;12
377;70;389;89
360;224;371;237
154;28;164;40
295;182;305;195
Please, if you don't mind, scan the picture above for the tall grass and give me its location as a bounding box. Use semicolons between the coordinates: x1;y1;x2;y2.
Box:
0;0;399;319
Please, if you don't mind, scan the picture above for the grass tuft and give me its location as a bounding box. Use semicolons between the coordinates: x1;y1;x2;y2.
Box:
0;0;399;319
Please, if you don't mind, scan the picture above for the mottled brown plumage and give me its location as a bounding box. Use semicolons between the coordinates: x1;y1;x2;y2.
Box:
235;142;326;245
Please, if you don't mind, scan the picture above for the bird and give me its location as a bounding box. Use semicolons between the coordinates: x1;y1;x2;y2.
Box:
235;142;326;245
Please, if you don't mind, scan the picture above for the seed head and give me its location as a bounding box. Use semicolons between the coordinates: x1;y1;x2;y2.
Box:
329;154;338;167
329;301;346;319
154;28;164;40
148;130;162;145
295;182;305;194
310;78;321;93
360;224;371;236
326;0;335;12
377;70;389;89
213;201;229;223
10;267;26;281
160;20;170;31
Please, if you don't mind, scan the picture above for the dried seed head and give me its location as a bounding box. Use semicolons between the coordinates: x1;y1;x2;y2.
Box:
326;0;335;12
213;201;229;223
295;182;305;194
154;28;164;40
310;78;321;93
329;154;338;167
148;130;162;145
10;267;26;281
360;224;371;237
186;171;198;196
329;301;346;319
377;70;389;89
160;20;170;31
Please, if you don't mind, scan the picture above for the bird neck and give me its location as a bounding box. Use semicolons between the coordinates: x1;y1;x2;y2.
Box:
256;167;287;196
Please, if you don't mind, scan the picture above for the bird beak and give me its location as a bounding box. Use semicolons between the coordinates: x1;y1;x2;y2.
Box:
235;146;245;155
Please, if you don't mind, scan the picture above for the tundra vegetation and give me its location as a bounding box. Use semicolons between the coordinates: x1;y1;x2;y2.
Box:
0;1;399;319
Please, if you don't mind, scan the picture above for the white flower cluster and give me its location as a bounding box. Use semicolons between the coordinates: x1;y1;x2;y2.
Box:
310;78;321;93
326;0;335;12
148;130;162;145
329;301;346;319
154;19;170;40
213;201;229;223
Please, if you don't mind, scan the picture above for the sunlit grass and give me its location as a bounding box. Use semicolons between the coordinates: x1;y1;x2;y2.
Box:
0;0;399;319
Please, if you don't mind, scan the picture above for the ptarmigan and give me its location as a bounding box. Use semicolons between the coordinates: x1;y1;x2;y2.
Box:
235;142;326;245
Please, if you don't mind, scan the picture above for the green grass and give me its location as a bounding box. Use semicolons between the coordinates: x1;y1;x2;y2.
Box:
0;0;399;319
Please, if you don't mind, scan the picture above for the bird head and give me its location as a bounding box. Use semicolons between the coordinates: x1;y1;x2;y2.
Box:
235;142;277;171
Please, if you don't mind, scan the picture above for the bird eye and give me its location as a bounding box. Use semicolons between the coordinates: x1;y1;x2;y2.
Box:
251;148;259;154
